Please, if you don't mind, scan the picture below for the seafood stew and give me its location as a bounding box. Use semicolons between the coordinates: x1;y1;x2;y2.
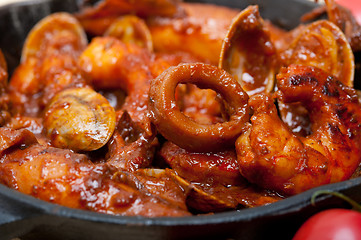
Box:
2;0;358;232
1;0;361;225
2;0;361;240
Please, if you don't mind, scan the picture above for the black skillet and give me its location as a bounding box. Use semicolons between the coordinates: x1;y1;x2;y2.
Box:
1;0;361;239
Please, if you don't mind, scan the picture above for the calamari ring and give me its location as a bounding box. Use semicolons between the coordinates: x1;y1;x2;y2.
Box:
149;63;249;152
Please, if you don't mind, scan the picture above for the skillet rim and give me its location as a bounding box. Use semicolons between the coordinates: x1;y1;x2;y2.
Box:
0;0;360;231
1;175;361;226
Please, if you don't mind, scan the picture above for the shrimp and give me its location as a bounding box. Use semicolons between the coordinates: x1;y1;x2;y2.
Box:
78;36;153;123
0;127;190;217
236;65;361;196
78;37;167;169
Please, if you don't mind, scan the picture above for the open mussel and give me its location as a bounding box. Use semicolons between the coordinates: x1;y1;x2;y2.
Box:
219;5;278;96
302;0;361;52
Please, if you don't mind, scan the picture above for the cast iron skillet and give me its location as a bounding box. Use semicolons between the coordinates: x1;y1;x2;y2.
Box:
0;0;361;239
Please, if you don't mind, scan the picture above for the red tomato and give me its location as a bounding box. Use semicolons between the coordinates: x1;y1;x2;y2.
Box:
292;209;361;240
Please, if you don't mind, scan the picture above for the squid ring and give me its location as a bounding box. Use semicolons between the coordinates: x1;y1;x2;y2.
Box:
148;63;249;152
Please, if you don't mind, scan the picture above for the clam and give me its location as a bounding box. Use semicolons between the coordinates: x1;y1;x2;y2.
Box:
21;12;88;62
44;87;116;152
281;20;354;87
104;15;153;51
219;5;278;96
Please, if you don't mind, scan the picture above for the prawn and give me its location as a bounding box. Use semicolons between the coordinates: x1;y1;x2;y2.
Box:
78;37;169;170
236;65;361;196
78;36;154;122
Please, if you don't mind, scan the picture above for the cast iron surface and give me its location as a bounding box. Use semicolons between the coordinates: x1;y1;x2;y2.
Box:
0;0;360;239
